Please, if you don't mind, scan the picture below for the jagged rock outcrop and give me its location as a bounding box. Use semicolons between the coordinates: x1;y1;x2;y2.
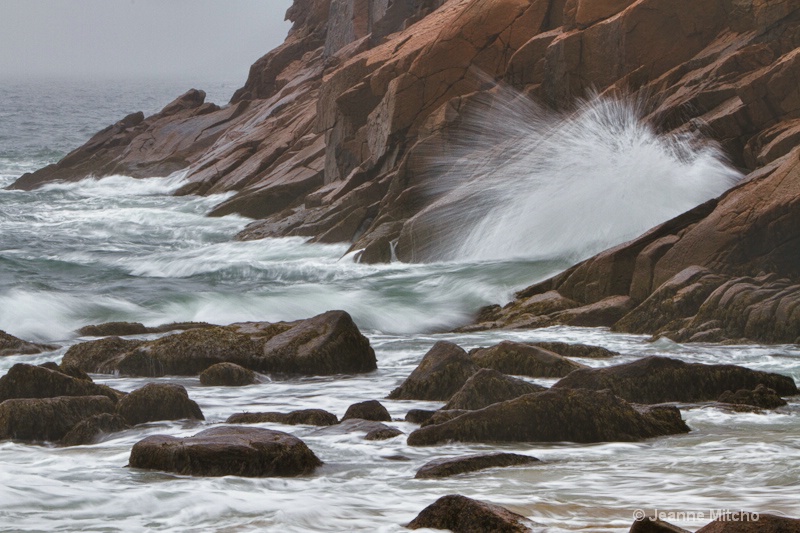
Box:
129;426;322;477
0;330;58;356
552;356;798;403
10;0;800;344
407;388;689;445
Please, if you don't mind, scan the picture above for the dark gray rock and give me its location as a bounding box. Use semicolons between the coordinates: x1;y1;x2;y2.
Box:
415;453;540;479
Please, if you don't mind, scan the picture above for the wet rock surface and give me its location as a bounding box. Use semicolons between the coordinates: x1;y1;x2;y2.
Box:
61;413;130;446
0;363;121;403
341;399;391;422
407;494;533;532
695;513;800;532
415;452;540;479
442;368;546;411
553;356;798;403
226;409;338;426
388;341;479;401
199;362;258;387
0;396;116;443
116;383;204;426
129;426;322;477
717;384;788;409
408;388;689;446
0;330;58;357
312;418;402;440
470;341;585;377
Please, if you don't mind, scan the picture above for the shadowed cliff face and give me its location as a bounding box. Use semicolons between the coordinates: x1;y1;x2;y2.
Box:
8;0;800;340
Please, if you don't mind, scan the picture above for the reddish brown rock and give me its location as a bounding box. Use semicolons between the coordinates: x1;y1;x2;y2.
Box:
470;341;585;377
407;494;533;532
61;413;130;446
129;426;322;477
342;400;391;422
199;362;258;387
387;341;479;401
116;383;204;426
695;513;800;533
442;368;546;410
415;452;540;479
0;396;116;443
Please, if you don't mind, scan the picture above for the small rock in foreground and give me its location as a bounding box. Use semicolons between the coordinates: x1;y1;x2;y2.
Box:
407;494;533;532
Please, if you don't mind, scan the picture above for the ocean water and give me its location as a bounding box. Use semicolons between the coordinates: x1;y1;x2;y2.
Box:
0;79;798;532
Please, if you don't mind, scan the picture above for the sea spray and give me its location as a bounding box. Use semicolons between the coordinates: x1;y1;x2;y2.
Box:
399;86;743;263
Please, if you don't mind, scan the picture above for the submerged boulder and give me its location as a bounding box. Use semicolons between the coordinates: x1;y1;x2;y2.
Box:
61;336;145;373
553;356;798;403
0;330;58;357
61;413;130;446
0;363;121;403
528;341;618;359
471;341;585;377
415;453;540;479
407;494;532;532
226;409;338;426
116;383;204;426
252;310;377;375
312;418;402;440
129;426;322;477
199;362;258;386
442;369;545;411
0;395;116;442
407;388;689;446
342;400;391;422
388;341;479;401
717;384;787;409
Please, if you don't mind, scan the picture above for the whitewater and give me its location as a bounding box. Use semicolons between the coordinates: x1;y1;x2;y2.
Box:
1;79;798;532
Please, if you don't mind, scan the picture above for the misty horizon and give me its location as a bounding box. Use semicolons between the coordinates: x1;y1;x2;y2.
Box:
1;0;294;83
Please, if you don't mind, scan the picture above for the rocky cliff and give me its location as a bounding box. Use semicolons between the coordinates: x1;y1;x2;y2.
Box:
9;0;800;341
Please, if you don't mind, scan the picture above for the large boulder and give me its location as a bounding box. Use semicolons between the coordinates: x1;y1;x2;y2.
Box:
129;426;322;477
251;310;377;375
415;452;540;479
0;363;121;403
553;356;798;403
342;400;391;421
442;369;546;411
61;413;130;446
407;388;689;446
388;341;479;401
0;396;116;442
226;409;338;426
116;383;204;426
407;494;533;532
116;327;260;377
199;362;258;386
61;336;145;373
470;341;585;377
0;330;58;356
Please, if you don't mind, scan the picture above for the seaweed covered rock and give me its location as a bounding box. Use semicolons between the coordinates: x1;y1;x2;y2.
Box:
61;336;145;373
129;426;322;477
199;362;258;386
117;327;260;377
77;322;149;337
342;400;391;422
553;356;798;403
470;341;585;377
407;388;689;446
62;413;130;446
405;409;437;424
421;409;471;428
388;341;479;401
0;363;121;403
116;383;204;426
415;453;540;479
0;330;58;356
407;494;532;532
226;409;338;426
442;369;545;411
252;311;377;375
0;395;116;442
717;384;787;409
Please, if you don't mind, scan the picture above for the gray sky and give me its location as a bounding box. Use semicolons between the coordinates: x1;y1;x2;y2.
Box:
0;0;294;81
